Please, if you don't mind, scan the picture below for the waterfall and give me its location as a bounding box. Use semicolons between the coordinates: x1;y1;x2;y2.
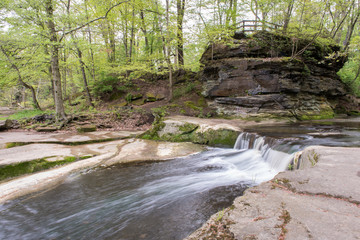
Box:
234;132;294;172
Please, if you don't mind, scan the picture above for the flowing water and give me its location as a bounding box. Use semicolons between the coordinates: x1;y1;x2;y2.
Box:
1;118;360;240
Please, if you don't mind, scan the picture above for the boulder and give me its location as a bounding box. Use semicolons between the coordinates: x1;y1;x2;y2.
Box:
145;93;157;102
155;94;165;101
32;114;55;123
131;98;145;106
125;93;143;103
0;119;13;131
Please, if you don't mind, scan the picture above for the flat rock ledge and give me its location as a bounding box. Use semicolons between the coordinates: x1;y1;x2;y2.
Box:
185;146;360;240
0;134;204;204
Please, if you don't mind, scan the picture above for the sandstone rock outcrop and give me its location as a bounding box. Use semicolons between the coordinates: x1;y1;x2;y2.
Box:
200;31;359;119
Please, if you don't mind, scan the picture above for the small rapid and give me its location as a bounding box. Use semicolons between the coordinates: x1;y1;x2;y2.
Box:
0;133;293;240
234;132;294;171
4;119;359;240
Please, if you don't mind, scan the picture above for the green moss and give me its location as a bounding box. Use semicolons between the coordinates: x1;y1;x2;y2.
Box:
303;64;311;76
348;111;360;116
140;121;166;140
76;125;97;133
131;98;145;106
298;110;334;121
184;101;203;111
173;82;197;99
178;123;198;133
79;155;93;160
0;156;77;181
197;97;207;107
192;129;239;147
6;142;28;149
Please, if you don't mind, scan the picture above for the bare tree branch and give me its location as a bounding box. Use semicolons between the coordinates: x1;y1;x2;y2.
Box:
59;0;130;42
0;45;42;110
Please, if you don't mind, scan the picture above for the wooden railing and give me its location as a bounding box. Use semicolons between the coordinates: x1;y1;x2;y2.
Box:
235;20;281;33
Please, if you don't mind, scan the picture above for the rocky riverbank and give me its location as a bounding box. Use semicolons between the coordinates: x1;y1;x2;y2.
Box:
1;116;360;240
185;146;360;240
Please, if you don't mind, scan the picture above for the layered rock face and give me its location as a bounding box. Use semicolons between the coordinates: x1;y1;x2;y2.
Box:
200;31;358;119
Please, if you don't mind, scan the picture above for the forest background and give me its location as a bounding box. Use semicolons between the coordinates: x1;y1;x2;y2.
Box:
0;0;359;121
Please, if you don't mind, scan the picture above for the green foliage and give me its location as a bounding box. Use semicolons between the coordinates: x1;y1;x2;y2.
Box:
184;101;202;111
125;93;133;103
92;73;121;98
1;0;359;112
338;37;360;97
338;60;360;96
173;82;196;99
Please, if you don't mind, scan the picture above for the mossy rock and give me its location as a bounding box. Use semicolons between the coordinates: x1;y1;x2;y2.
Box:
77;124;97;133
156;94;165;101
146;93;157;102
192;129;239;147
297;104;335;121
125;93;143;103
112;101;128;108
142;120;239;147
130;93;143;100
132;98;145;106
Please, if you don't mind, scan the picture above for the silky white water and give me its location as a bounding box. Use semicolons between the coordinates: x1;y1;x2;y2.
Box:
0;131;305;240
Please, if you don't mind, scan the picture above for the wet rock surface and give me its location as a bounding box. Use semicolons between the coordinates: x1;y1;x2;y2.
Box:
185;146;360;240
0;130;204;203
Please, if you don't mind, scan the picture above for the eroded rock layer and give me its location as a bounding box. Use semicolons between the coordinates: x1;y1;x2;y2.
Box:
200;31;359;119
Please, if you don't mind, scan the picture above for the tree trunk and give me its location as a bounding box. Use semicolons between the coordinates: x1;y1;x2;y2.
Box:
231;0;237;28
123;4;129;61
62;48;67;101
45;0;66;121
225;0;232;28
107;21;116;62
76;47;94;107
67;0;94;107
177;0;185;67
100;22;111;61
283;0;295;32
343;11;359;51
85;0;96;82
140;10;150;54
129;5;135;63
166;0;173;100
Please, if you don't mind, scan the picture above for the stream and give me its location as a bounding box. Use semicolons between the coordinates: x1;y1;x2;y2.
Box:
1;118;360;240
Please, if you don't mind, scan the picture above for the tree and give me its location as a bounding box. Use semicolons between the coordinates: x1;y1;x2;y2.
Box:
177;0;186;66
0;44;42;110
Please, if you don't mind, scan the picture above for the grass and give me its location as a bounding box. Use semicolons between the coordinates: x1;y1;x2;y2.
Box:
6;109;53;120
0;156;77;181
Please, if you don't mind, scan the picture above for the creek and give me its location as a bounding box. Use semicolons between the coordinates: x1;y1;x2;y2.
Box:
1;118;360;240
